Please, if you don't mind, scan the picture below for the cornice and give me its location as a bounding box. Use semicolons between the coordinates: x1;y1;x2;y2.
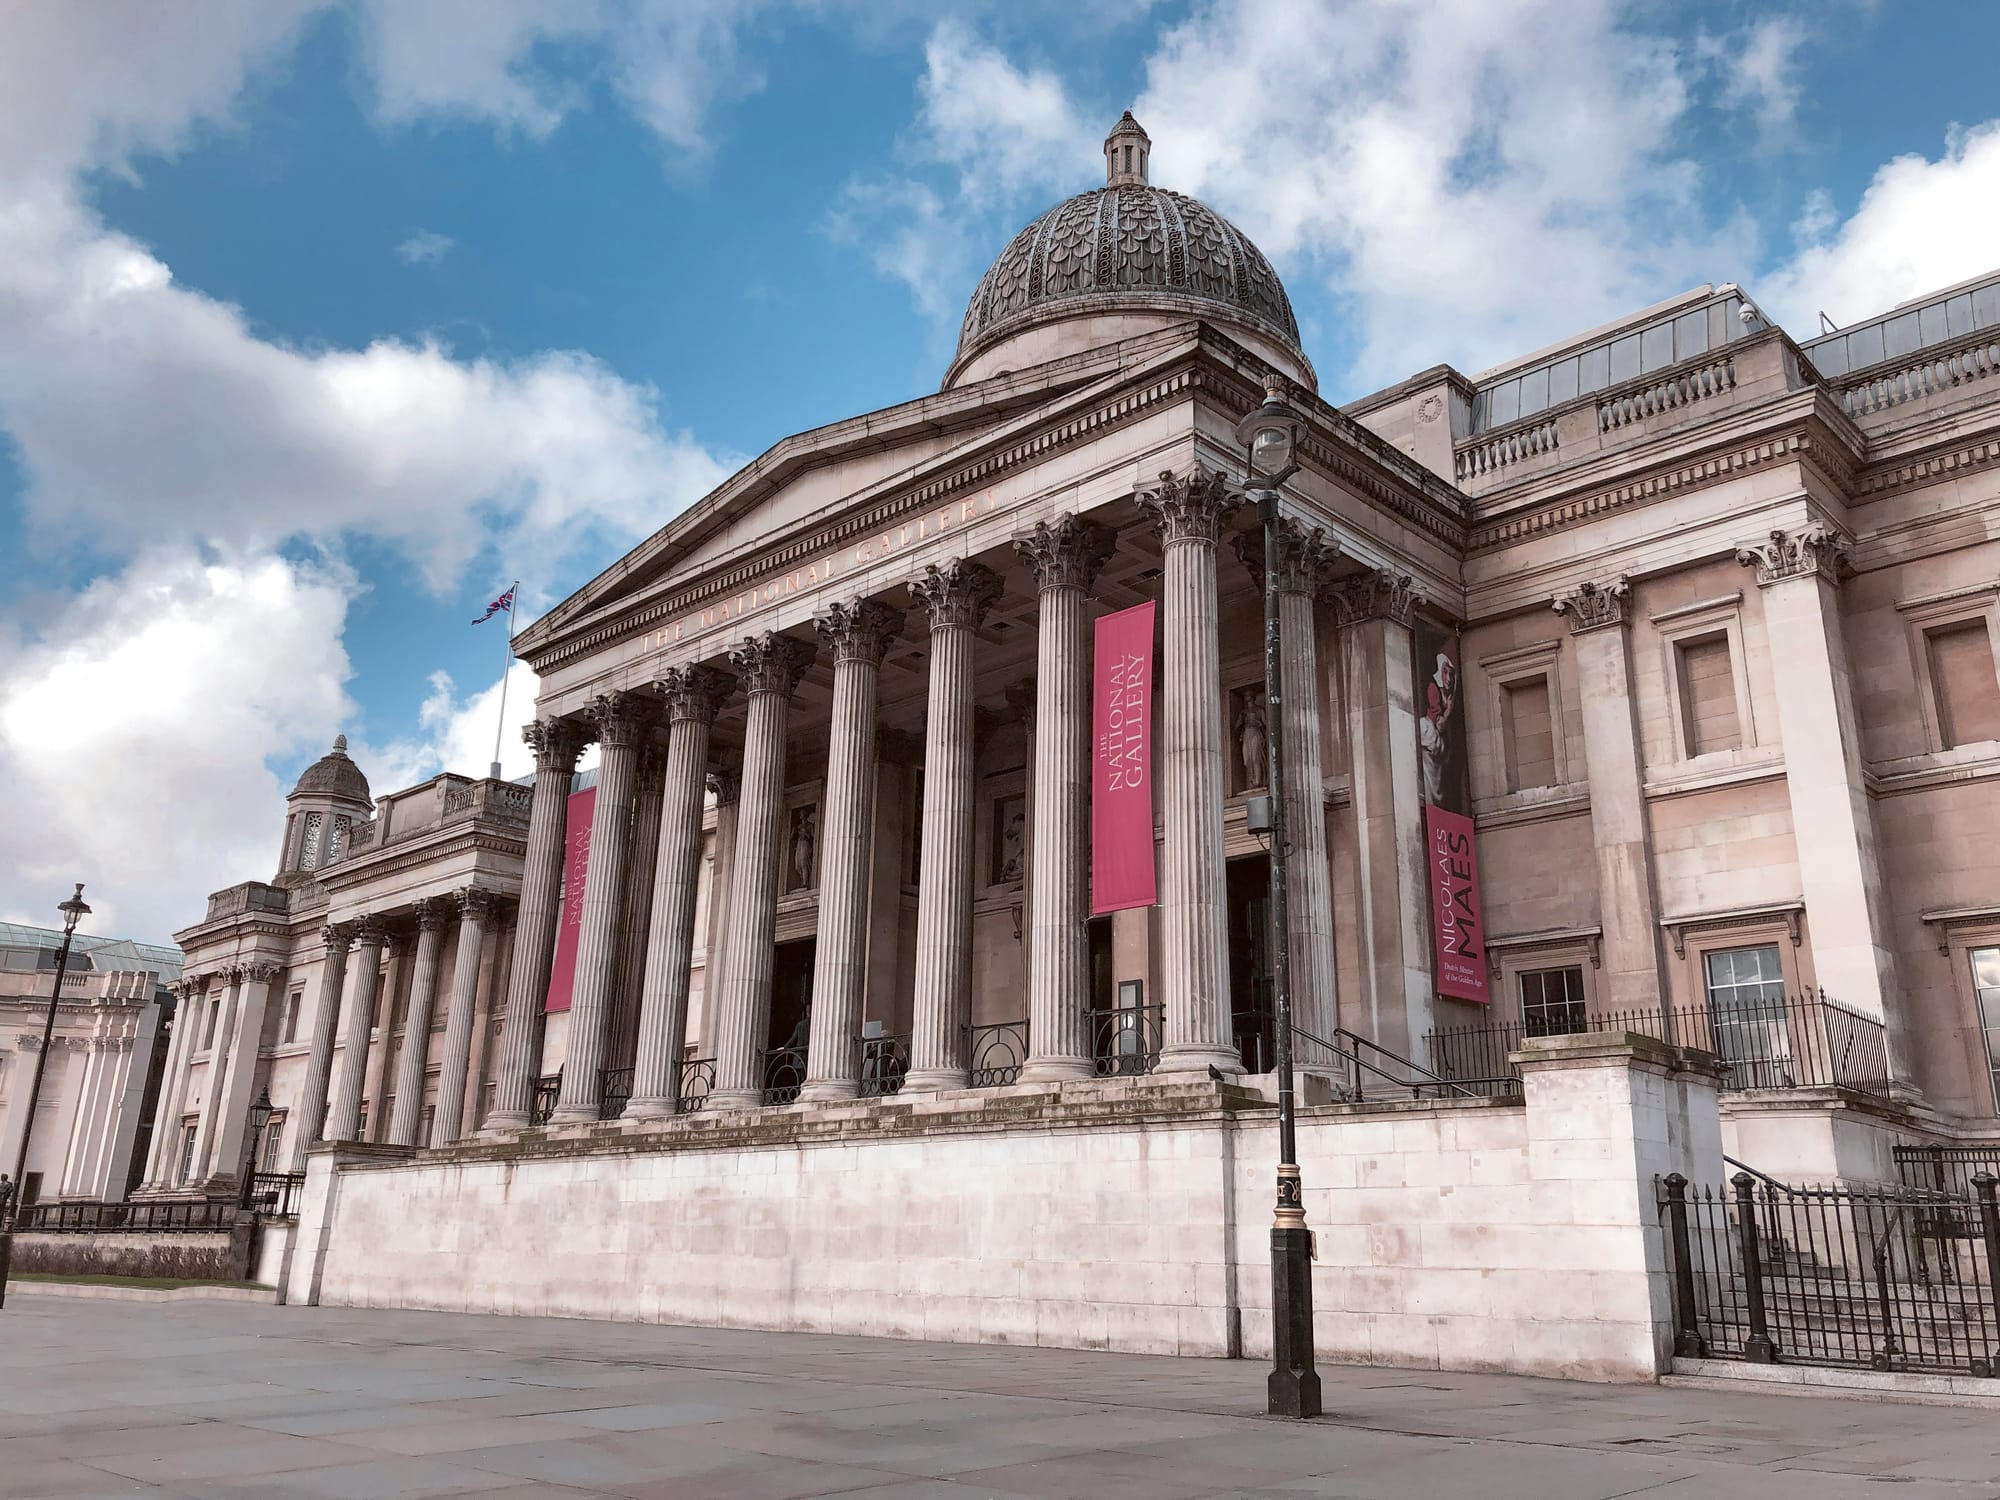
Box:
1853;432;2000;500
317;822;527;891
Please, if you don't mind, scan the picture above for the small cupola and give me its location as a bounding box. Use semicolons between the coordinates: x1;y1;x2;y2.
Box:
276;733;374;881
1104;111;1150;187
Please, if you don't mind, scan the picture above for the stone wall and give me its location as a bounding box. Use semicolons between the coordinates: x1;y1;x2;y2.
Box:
292;1036;1722;1382
13;1221;252;1281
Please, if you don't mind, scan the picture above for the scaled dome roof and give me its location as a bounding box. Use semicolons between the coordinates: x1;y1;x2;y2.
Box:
951;114;1305;383
290;734;372;805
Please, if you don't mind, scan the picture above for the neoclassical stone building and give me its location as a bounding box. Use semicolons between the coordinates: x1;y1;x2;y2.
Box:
164;118;2000;1372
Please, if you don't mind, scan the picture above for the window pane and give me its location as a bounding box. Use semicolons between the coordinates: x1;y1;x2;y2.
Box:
1704;943;1792;1087
1973;947;2000;990
1520;966;1587;1037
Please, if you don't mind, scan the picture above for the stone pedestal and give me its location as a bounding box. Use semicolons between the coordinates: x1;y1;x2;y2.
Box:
906;560;1003;1093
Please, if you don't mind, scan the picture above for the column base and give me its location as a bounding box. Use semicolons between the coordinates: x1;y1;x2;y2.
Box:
620;1097;679;1121
548;1104;602;1125
1156;1045;1245;1077
797;1078;860;1104
1017;1058;1094;1085
481;1110;532;1133
900;1069;969;1093
705;1088;763;1112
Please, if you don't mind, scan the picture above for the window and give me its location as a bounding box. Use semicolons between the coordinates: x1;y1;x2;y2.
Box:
300;811;324;870
1702;944;1793;1088
1519;967;1587;1038
1677;634;1742;755
420;1105;436;1144
1927;623;2000;748
326;814;350;865
355;1104;368;1137
259;1113;287;1171
283;989;304;1045
1501;677;1556;791
176;1121;199;1185
1974;947;2000;1113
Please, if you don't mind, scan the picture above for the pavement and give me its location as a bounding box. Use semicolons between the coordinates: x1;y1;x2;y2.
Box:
2;1295;1998;1499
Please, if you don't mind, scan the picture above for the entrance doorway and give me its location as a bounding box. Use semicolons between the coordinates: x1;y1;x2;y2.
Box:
1227;853;1274;1073
766;937;816;1103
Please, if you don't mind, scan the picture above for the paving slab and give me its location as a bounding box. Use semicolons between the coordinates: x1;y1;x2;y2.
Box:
6;1293;2000;1499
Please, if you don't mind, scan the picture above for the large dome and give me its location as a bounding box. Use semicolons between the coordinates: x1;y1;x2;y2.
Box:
948;114;1309;389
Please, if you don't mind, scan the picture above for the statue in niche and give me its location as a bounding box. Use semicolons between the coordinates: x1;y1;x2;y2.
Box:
997;802;1026;885
1236;689;1269;793
789;806;817;891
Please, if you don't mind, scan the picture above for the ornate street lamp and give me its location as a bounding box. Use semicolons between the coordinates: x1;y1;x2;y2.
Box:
238;1088;275;1210
0;882;92;1312
1235;378;1322;1419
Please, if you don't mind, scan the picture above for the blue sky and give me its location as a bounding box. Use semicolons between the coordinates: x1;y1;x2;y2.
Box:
3;0;1998;941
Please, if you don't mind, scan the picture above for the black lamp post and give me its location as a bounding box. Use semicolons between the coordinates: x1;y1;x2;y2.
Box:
0;882;92;1312
1235;378;1322;1419
238;1087;275;1210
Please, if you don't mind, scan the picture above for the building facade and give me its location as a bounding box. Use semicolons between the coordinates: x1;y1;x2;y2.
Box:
0;922;179;1206
164;118;2000;1369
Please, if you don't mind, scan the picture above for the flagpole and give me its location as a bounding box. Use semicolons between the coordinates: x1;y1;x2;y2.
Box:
490;581;518;779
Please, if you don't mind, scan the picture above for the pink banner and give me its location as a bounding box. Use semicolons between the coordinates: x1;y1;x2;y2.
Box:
1092;601;1157;915
1425;805;1488;1002
543;784;596;1013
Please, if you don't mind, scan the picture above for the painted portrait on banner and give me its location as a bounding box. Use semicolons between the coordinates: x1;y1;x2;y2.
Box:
1414;620;1489;1003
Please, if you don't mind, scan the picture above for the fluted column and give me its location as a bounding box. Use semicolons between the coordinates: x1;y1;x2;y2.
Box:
905;559;1004;1092
801;601;904;1101
487;717;588;1129
324;918;386;1142
1237;521;1343;1053
1139;469;1244;1075
141;976;203;1188
186;966;242;1180
608;743;667;1075
1015;516;1116;1082
430;889;495;1144
710;634;818;1110
291;926;351;1166
385;900;449;1145
627;665;735;1117
205;960;281;1185
551;692;651;1123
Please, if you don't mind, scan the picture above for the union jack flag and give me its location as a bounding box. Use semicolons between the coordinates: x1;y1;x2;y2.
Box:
472;585;516;625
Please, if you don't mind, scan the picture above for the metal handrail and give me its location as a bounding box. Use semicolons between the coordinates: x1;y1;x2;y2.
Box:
1294;1022;1516;1101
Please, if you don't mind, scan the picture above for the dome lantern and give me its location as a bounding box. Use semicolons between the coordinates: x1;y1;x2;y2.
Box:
1104;111;1150;187
276;733;374;882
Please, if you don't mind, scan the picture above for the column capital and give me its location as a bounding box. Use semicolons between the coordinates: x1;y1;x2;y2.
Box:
523;716;589;771
707;763;742;806
351;915;387;948
586;689;654;749
730;632;817;698
1137;466;1240;546
240;960;282;984
657;663;736;725
321;922;355;957
1014;514;1116;593
814;599;905;667
411;896;449;932
1552;576;1632;634
1737;523;1851;587
912;558;1004;632
1234;517;1338;596
456;887;497;923
1331;568;1420;627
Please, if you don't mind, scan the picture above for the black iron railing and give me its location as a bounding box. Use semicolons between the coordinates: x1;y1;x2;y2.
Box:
1091;1001;1163;1077
969;1019;1029;1087
240;1171;305;1217
1426;993;1891;1096
1660;1170;2000;1375
598;1066;633;1121
859;1033;910;1098
1896;1144;2000;1201
18;1198;238;1234
678;1056;714;1112
1298;1023;1519;1102
531;1072;560;1125
760;1045;807;1106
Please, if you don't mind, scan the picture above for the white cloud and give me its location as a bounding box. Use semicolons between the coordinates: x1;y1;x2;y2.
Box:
361;657;551;791
0;549;353;942
396;228;455;265
1711;15;1808;141
914;22;1094;208
1761;122;2000;334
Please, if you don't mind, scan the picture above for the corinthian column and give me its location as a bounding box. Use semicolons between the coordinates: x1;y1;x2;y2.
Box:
608;742;667;1076
141;975;202;1188
710;634;817;1110
1237;521;1343;1053
904;558;1004;1092
627;664;735;1118
487;717;588;1129
430;889;493;1145
325;918;386;1141
1139;468;1244;1075
187;966;242;1178
551;692;651;1123
206;960;281;1185
291;926;351;1166
801;600;904;1101
386;899;449;1145
1015;516;1115;1082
